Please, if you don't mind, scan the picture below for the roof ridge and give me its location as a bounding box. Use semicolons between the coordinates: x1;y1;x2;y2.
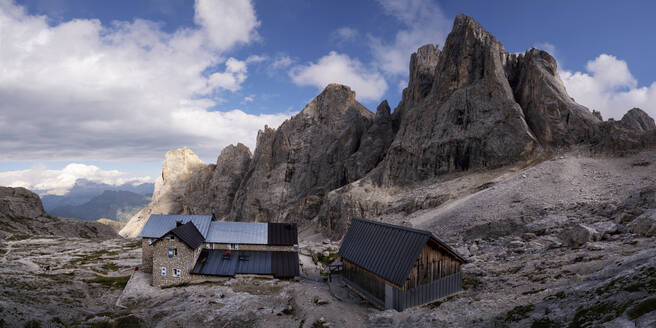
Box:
351;218;431;235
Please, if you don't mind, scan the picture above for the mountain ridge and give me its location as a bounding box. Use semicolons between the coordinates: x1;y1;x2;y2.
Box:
120;14;656;238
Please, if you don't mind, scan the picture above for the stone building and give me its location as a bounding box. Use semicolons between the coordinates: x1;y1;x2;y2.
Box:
339;218;466;311
139;214;299;288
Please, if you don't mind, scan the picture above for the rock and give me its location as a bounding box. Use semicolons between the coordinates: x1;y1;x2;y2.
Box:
120;147;206;237
628;209;656;236
0;186;46;219
526;215;569;235
379;14;540;186
0;187;117;240
511;48;600;146
620;108;656;133
565;224;600;247
321;251;330;257
591;221;618;239
182;143;252;217
230;84;377;223
96;218;126;233
614;212;636;224
586;242;605;251
508;240;525;249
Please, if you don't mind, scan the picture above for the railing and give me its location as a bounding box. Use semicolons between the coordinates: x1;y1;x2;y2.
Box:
391;271;462;311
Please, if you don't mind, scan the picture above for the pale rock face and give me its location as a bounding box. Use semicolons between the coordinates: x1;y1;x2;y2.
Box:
0;186;46;219
119;147;205;238
620;108;656;133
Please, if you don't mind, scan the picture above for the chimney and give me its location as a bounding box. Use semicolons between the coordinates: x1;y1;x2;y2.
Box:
211;207;216;220
176;220;183;227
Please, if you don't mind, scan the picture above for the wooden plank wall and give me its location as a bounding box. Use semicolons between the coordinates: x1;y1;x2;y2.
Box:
404;240;462;290
343;260;386;301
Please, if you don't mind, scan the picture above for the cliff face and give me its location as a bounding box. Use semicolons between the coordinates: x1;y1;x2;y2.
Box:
119;147;205;237
230;84;380;223
123;14;656;238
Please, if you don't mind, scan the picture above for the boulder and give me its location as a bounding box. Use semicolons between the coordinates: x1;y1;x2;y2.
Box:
628;209;656;236
620;108;656;133
565;224;600;247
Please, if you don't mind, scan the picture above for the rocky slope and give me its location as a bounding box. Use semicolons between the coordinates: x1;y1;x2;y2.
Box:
0;186;117;240
122;14;656;240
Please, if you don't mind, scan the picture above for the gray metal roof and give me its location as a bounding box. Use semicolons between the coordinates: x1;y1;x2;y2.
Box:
191;250;292;277
206;221;268;244
338;218;465;287
138;214;212;238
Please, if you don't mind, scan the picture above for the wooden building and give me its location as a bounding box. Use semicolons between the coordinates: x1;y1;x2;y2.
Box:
338;218;466;311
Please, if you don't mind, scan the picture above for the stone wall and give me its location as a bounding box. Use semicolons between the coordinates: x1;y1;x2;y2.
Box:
152;238;199;288
141;238;154;273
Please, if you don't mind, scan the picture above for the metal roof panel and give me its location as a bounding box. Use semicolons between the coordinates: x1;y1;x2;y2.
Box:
206;221;268;244
138;214;212;238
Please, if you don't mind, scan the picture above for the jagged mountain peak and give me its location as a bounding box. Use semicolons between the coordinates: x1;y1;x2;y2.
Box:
299;83;373;122
621;108;656;133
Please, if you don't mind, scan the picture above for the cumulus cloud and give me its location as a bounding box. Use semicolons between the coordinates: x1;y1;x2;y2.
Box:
0;0;290;162
289;51;388;102
194;0;260;51
561;54;656;120
370;0;450;75
0;164;153;195
272;55;293;70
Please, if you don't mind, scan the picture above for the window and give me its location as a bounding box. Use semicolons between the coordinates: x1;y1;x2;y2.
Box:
174;269;181;277
231;243;239;250
161;267;166;276
206;243;212;249
168;248;177;258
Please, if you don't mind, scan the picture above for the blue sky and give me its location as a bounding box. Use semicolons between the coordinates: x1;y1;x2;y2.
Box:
1;0;655;193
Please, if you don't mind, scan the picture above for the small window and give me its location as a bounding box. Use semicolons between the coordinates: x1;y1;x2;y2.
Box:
174;269;181;277
206;243;212;249
168;248;178;258
231;243;239;250
161;267;166;276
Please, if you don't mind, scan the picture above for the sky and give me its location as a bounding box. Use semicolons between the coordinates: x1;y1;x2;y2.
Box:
1;0;655;194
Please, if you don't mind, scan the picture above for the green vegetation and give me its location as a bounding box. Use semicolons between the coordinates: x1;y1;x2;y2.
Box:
314;252;339;266
85;275;130;289
90;322;112;328
101;262;120;272
112;315;144;328
627;297;656;320
505;304;535;322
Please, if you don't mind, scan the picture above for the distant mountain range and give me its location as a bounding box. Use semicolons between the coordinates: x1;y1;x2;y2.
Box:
40;179;153;222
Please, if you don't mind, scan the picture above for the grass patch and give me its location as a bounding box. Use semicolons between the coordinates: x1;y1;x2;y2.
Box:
314;252;339;266
70;250;119;266
627;297;656;320
101;262;120;272
85;275;130;289
505;304;535;322
23;320;41;328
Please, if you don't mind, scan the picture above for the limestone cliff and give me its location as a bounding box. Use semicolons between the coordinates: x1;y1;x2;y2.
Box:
119;147;205;237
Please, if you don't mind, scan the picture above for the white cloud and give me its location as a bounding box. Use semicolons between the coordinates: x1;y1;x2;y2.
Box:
334;27;358;43
0;0;290;162
561;54;656;120
242;95;255;103
193;0;260;51
208;58;248;92
371;0;450;75
289;51;388;102
271;55;293;70
0;164;154;195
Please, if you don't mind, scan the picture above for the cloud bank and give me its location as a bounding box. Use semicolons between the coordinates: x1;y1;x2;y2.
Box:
0;164;153;195
0;0;290;162
561;54;656;120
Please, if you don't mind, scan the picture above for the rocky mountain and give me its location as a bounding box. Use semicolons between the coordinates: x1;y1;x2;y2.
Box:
121;14;656;239
0;186;117;240
48;190;150;222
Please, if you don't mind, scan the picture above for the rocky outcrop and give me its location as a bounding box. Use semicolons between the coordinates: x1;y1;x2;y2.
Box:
380;14;540;186
510;49;600;145
0;187;116;240
620;108;656;133
628;209;656;236
182;143;251;217
120;147;205;237
231;84;377;223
